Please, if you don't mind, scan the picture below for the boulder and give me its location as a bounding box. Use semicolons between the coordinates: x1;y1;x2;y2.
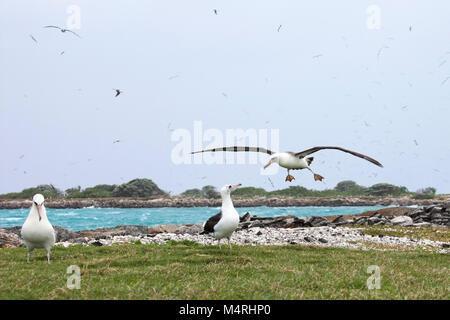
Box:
0;230;23;248
391;216;413;226
240;212;251;222
331;215;345;224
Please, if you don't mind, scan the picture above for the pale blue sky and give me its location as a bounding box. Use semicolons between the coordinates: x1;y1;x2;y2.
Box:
1;0;449;195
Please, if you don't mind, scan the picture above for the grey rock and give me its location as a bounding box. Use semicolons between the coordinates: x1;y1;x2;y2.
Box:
391;216;413;226
240;212;251;223
331;215;345;224
430;207;443;214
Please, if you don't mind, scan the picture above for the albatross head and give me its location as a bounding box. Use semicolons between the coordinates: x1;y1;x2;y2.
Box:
264;154;280;169
220;184;241;197
32;194;45;221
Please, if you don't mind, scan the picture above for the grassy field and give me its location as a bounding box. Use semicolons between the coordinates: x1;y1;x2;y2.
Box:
0;241;448;300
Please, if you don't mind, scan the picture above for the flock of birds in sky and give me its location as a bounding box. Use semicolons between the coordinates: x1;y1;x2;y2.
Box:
16;9;448;192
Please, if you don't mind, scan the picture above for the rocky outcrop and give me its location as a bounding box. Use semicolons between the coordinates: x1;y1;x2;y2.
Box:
1;205;448;248
1;196;449;209
0;229;23;248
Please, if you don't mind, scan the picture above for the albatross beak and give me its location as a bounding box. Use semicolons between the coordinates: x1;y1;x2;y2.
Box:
37;204;42;221
231;184;242;191
264;159;273;169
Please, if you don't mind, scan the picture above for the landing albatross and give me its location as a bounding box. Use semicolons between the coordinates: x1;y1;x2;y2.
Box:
200;184;241;249
192;146;383;182
21;194;56;263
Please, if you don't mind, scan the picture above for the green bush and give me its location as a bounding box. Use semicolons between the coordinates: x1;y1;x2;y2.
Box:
365;183;410;196
201;185;220;199
112;179;166;197
180;188;203;198
0;184;63;200
233;187;268;197
412;193;435;200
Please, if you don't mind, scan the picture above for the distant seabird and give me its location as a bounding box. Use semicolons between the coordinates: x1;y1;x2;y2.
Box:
277;24;282;32
200;184;241;249
113;89;122;97
192;146;383;182
21;194;56;263
213;9;218;15
377;46;389;60
44;25;81;38
29;35;38;43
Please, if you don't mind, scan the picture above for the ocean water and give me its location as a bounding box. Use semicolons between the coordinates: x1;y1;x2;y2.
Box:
0;206;387;231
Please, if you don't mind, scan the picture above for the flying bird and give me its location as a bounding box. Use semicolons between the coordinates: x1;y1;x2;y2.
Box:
277;24;282;32
192;146;383;182
44;25;81;38
113;89;122;97
113;139;121;144
21;194;56;263
377;46;389;60
29;34;38;43
213;9;218;15
267;177;275;188
200;184;241;249
312;54;323;59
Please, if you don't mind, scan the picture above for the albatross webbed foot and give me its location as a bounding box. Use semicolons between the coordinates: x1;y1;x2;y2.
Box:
313;174;324;181
285;174;295;182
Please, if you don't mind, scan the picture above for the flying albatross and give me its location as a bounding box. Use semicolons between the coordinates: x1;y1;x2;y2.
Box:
192;146;383;182
44;25;81;38
200;184;241;249
20;194;56;263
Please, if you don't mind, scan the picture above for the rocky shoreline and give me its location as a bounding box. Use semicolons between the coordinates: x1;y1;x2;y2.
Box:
1;205;449;252
1;196;449;209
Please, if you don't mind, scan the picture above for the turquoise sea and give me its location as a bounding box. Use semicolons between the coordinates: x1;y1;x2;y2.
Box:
0;206;387;231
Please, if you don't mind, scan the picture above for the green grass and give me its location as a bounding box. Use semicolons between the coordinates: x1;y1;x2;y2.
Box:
0;242;448;299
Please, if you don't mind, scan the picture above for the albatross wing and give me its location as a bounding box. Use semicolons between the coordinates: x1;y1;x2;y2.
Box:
192;146;274;155
200;212;222;234
294;146;383;167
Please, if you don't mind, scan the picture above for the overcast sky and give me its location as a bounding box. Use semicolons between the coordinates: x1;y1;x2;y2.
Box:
1;0;449;195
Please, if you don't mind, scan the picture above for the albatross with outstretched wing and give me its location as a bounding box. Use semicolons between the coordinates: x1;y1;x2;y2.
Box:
192;146;383;182
44;25;81;38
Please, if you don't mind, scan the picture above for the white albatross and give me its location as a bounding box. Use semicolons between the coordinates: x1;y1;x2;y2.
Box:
200;184;241;249
21;194;56;263
192;146;383;182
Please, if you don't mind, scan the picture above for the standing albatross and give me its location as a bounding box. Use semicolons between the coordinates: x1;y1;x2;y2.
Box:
200;184;241;249
192;146;383;182
21;194;56;263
